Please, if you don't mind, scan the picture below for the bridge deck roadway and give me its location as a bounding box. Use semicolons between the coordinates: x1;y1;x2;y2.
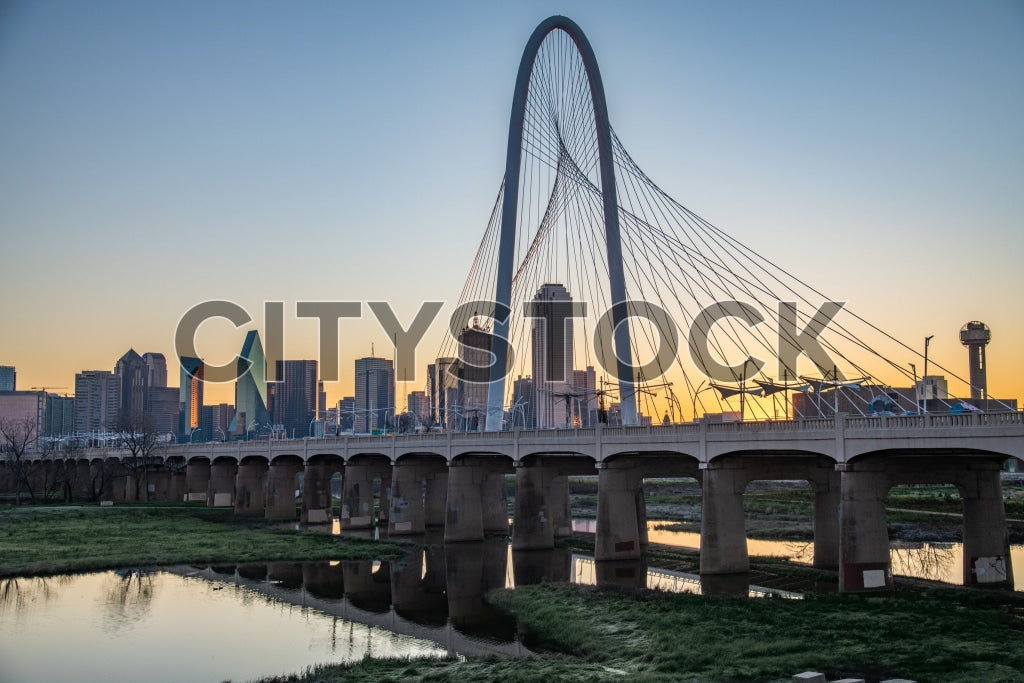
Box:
31;411;1024;466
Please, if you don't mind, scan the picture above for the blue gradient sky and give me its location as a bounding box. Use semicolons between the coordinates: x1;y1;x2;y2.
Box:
1;0;1022;406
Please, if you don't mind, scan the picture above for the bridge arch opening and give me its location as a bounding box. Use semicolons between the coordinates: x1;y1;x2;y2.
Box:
841;452;1015;590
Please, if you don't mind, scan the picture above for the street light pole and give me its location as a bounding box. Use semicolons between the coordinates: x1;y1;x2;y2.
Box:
909;363;918;414
922;335;934;414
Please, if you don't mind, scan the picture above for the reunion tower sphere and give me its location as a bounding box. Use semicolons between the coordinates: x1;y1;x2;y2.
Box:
959;321;991;401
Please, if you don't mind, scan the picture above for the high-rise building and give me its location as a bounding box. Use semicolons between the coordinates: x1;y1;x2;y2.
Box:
572;366;597;426
269;359;318;438
432;357;460;430
511;375;536;428
179;357;204;440
457;322;492;431
147;387;178;437
114;349;149;421
142;352;168;388
230;331;271;437
0;366;15;391
43;393;75;437
426;362;437;426
0;390;45;437
205;403;234;441
318;380;327;419
531;284;574;428
74;370;121;433
338;396;355;432
407;390;429;425
354;356;394;433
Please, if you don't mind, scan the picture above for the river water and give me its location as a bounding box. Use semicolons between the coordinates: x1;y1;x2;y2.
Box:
573;518;1024;589
1;521;1020;682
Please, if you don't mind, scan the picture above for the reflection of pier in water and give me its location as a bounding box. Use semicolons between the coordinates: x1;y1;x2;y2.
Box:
167;540;529;659
168;540;801;658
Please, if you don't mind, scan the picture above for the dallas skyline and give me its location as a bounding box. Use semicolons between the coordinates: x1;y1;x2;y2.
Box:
1;1;1021;409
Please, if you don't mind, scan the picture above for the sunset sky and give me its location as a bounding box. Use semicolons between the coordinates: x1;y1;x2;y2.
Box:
1;1;1021;410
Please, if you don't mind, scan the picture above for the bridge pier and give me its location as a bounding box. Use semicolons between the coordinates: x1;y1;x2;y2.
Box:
71;460;92;501
340;463;387;530
302;460;341;524
184;460;210;502
838;465;891;591
234;460;268;515
207;459;237;507
265;460;302;519
961;462;1013;588
512;460;575;550
147;468;176;502
813;468;841;570
389;459;447;535
444;458;510;542
699;463;748;575
595;463;644;561
424;468;448;527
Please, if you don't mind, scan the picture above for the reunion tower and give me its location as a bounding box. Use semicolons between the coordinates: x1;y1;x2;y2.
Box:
959;321;991;401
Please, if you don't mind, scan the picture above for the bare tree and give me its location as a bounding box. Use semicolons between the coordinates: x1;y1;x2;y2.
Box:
0;415;39;504
110;412;163;501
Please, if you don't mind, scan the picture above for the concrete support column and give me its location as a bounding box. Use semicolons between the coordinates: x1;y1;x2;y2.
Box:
424;469;448;527
88;461;106;500
813;469;841;570
234;462;268;516
378;468;392;524
185;460;210;503
512;464;554;550
340;464;376;530
596;465;643;561
169;470;187;504
700;465;749;575
839;466;891;592
302;463;337;524
445;461;484;542
207;461;238;507
550;474;573;538
74;461;92;500
124;470;144;502
962;464;1014;588
265;462;302;519
389;463;426;535
481;472;509;533
147;469;174;502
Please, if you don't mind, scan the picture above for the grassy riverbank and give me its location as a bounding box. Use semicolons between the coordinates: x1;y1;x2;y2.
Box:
263;582;1024;682
0;505;404;577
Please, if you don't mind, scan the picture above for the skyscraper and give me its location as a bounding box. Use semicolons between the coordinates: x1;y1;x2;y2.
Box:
572;366;597;426
74;370;120;433
531;284;574;428
114;349;148;421
179;356;204;440
269;359;318;438
43;393;75;437
354;356;394;433
142;352;167;388
457;321;492;431
407;390;429;425
0;366;15;391
230;331;270;438
432;357;460;430
511;375;536;428
338;396;355;432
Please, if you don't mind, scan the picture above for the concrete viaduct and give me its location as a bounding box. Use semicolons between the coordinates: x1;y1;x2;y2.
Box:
4;411;1022;592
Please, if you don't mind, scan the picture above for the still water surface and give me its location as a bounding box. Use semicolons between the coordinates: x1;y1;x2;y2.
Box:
574;518;1024;590
2;521;1020;682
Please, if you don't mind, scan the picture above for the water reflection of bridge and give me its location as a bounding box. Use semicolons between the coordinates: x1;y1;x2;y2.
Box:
166;540;807;659
167;541;528;659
